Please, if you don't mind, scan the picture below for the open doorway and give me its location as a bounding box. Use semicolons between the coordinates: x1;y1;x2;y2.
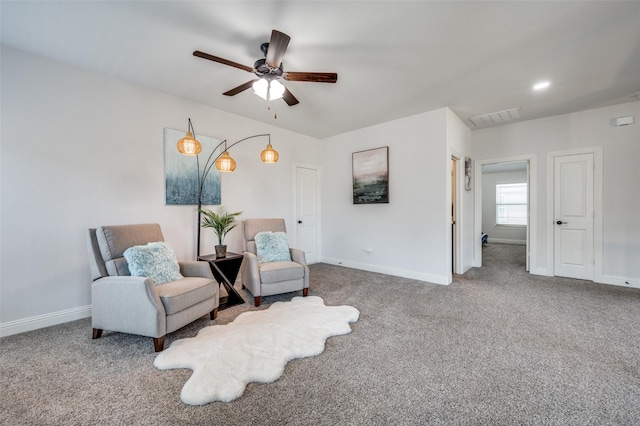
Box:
481;161;528;270
474;155;538;273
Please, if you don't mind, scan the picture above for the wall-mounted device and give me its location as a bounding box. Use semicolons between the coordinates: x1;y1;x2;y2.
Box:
610;115;635;127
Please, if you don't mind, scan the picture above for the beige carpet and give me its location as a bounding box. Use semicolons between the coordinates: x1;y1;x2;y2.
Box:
2;243;640;425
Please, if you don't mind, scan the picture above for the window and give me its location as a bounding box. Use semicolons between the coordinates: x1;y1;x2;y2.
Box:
496;183;527;226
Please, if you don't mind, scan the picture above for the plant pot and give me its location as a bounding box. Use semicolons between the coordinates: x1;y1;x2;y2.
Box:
215;245;227;258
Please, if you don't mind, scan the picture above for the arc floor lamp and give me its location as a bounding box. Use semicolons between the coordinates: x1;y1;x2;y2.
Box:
176;118;279;257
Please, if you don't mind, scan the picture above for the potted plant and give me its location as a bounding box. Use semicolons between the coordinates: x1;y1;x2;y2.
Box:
199;206;242;258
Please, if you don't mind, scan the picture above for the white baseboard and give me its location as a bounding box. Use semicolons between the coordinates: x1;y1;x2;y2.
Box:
460;264;473;274
0;305;92;338
321;257;449;285
599;275;640;290
487;238;526;245
527;271;638;289
529;267;551;276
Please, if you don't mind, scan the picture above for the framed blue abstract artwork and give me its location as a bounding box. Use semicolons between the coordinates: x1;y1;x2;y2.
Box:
164;128;222;205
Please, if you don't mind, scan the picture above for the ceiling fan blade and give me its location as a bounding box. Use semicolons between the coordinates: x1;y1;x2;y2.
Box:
265;30;290;69
193;50;254;73
282;72;338;83
223;80;258;96
282;87;299;106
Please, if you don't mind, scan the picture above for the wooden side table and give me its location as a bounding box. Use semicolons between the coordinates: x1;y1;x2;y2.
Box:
198;252;245;310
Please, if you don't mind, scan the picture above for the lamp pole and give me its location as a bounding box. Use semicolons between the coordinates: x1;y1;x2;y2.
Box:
193;134;272;258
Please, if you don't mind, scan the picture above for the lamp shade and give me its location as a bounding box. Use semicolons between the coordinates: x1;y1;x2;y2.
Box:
261;143;279;163
177;131;202;156
269;80;285;100
215;151;237;172
253;79;285;101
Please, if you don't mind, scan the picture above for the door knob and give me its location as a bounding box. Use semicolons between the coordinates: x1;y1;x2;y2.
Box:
556;220;567;225
298;220;302;224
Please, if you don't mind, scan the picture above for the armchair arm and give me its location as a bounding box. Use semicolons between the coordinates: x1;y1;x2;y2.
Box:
240;251;262;297
290;248;310;288
179;261;214;279
289;248;307;266
91;276;166;338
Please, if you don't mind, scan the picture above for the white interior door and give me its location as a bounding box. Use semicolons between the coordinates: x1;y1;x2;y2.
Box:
295;165;320;264
554;153;594;280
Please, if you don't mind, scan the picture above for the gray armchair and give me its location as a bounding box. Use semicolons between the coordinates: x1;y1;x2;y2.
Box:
240;218;309;307
86;223;219;351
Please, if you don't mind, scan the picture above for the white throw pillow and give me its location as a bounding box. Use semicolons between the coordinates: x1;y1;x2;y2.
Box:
123;242;183;285
255;231;291;264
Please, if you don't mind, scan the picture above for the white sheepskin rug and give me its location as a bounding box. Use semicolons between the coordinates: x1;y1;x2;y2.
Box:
154;296;360;404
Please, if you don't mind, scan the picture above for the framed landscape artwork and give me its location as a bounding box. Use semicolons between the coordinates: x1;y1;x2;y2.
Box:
164;128;222;205
352;146;389;204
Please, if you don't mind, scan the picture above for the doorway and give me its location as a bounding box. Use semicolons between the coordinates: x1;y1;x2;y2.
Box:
481;161;529;270
474;155;537;272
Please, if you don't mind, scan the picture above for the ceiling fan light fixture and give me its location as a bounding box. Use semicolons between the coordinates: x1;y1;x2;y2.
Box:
269;80;285;100
215;150;237;172
261;143;279;163
253;79;285;101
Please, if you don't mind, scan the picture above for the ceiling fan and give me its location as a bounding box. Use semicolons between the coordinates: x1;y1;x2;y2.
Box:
193;30;338;106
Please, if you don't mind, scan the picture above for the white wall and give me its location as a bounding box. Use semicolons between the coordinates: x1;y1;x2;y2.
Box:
320;107;474;284
481;169;527;244
0;47;321;333
472;102;640;286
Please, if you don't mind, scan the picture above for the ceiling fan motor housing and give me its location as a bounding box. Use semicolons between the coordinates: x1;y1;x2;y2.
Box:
254;58;283;78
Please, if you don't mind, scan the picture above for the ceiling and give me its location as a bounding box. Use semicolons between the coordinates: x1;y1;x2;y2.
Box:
2;1;639;139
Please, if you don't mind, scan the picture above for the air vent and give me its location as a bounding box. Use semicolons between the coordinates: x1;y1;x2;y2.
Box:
469;107;522;128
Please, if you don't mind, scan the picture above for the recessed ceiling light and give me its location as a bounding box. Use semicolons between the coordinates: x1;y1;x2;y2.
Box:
533;81;551;91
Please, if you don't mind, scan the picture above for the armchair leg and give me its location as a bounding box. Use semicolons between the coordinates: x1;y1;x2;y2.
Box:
303;288;309;297
153;336;166;352
210;308;218;320
254;296;261;307
92;328;103;339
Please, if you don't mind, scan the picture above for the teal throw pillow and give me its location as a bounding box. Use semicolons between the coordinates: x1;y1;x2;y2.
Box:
123;242;183;286
255;231;291;264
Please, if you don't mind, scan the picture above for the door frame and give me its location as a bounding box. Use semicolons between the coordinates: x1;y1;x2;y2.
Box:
448;149;464;280
292;162;322;264
451;156;460;275
546;146;603;281
474;154;537;272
